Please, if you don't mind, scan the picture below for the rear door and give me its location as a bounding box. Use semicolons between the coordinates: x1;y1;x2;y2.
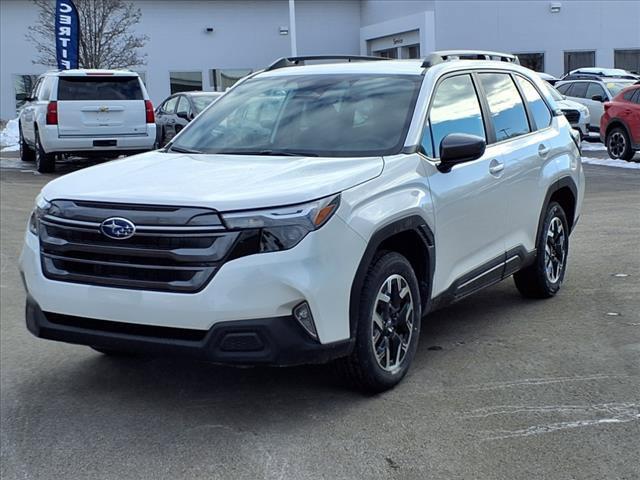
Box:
56;75;147;136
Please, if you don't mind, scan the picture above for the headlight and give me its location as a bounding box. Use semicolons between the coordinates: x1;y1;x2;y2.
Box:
28;195;50;235
222;194;340;252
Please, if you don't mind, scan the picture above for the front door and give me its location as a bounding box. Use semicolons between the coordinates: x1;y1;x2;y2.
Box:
421;73;508;297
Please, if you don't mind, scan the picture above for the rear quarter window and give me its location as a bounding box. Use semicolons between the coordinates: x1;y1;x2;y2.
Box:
57;76;143;101
515;76;552;130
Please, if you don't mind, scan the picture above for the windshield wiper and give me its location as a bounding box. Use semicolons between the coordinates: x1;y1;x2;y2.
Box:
220;150;319;157
167;144;202;154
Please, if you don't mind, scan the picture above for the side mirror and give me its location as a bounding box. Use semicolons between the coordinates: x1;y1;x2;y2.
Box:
438;133;486;173
591;94;604;102
177;111;190;120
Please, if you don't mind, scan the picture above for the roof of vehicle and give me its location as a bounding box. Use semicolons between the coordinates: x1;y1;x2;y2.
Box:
43;69;141;77
569;67;633;76
259;58;532;78
556;77;636;85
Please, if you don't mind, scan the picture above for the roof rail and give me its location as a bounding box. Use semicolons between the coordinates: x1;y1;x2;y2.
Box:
434;50;520;64
265;55;386;71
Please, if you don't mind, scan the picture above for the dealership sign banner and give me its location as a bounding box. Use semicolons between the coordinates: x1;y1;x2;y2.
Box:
55;0;80;69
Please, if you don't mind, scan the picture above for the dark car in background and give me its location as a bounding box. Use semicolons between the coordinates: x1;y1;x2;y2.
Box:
155;91;222;146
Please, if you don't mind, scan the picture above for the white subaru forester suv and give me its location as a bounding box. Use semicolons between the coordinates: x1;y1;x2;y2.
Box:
20;53;585;392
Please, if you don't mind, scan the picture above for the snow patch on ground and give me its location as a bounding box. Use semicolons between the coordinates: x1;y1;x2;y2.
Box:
1;119;19;151
580;141;607;152
582;156;640;169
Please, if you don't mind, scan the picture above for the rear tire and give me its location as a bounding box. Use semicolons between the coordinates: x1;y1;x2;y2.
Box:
514;202;569;298
34;130;56;173
336;251;422;392
606;126;634;161
19;124;35;162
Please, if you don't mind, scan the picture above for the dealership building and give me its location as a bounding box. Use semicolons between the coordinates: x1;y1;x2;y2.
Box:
1;0;639;120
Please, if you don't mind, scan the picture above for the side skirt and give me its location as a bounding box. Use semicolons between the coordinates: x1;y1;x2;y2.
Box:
428;246;536;313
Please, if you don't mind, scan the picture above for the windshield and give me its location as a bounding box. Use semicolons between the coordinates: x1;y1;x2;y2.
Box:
170;74;422;157
605;81;635;96
191;94;220;113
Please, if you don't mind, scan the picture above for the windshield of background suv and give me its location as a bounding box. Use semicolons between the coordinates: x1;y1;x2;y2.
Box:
170;74;422;157
191;94;220;113
605;81;635;96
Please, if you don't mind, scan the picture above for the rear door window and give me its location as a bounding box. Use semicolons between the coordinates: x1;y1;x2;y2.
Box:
478;73;530;142
515;76;552;129
422;74;486;158
57;76;143;100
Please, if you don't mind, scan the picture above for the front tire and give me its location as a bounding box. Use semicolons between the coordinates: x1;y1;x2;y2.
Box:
337;251;422;392
606;127;634;161
34;130;55;173
514;202;569;298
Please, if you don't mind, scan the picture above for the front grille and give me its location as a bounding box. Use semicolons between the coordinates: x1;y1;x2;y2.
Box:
39;200;240;293
562;109;580;124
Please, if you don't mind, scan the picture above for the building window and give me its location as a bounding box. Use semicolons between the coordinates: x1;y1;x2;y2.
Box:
169;71;203;94
13;74;39;112
614;49;640;74
516;53;545;72
402;45;420;59
374;48;398;59
210;69;252;92
564;51;595;74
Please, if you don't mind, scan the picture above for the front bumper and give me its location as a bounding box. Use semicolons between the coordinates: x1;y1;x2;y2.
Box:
25;296;352;366
20;213;366;346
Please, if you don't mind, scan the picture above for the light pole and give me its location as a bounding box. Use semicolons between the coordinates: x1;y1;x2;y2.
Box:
288;0;297;56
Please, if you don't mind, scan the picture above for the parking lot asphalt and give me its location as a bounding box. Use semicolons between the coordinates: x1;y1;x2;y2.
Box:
1;155;639;480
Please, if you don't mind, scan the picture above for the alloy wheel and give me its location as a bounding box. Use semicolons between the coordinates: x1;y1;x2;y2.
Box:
609;132;626;158
371;274;414;373
544;216;566;283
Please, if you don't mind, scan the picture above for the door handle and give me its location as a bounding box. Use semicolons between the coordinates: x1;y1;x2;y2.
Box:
489;159;504;175
538;144;550;157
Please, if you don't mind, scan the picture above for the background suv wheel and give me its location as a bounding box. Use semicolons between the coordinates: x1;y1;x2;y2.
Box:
606;127;634;161
34;130;56;173
336;251;422;392
19;125;35;162
514;202;569;298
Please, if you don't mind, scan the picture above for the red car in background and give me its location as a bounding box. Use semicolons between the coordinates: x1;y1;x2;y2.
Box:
600;84;640;161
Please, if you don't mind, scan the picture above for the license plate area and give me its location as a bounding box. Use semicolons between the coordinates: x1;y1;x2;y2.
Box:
93;139;117;147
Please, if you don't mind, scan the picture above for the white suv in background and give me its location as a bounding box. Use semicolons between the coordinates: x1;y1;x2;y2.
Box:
18;70;156;173
20;54;584;391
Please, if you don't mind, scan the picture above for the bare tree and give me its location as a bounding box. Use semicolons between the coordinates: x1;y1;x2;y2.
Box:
27;0;148;69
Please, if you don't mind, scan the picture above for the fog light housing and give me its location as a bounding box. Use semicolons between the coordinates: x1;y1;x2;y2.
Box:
293;302;318;340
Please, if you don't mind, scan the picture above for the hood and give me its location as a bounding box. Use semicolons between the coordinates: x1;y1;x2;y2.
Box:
41;151;384;211
556;98;587;113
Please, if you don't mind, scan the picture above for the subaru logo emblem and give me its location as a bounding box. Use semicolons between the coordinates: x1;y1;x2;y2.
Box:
100;217;135;240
